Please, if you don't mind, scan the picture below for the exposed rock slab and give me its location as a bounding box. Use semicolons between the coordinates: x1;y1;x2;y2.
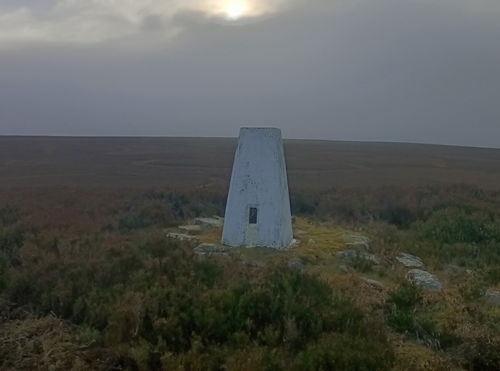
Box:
194;243;230;257
337;250;380;265
485;289;500;306
407;269;443;292
194;216;224;228
343;232;370;250
178;225;202;232
396;253;425;269
167;232;197;241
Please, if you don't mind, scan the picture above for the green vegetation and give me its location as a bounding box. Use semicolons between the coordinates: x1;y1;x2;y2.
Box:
1;185;500;370
386;283;421;333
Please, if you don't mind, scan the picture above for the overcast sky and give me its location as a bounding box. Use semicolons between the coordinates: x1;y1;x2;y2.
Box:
0;0;499;147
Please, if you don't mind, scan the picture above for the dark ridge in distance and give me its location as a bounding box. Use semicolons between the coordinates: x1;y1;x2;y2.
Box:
1;136;500;189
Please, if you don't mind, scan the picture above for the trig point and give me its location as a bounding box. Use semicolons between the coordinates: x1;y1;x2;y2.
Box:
222;127;293;249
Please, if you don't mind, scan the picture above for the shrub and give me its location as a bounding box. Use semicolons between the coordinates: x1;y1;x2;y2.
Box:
378;206;416;229
0;229;24;267
118;214;154;231
387;310;415;333
483;266;500;285
421;208;500;244
297;333;395;371
5;269;37;305
291;193;319;216
76;326;103;346
350;255;374;273
386;283;421;334
4;185;500;369
462;336;500;371
388;282;421;310
0;206;20;228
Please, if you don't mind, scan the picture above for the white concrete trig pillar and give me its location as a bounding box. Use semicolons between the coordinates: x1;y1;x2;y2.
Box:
222;128;293;249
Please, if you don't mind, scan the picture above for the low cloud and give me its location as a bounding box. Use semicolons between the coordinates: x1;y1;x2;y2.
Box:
0;0;290;47
0;0;499;147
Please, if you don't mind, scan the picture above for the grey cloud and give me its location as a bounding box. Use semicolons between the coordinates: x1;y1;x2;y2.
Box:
0;0;499;148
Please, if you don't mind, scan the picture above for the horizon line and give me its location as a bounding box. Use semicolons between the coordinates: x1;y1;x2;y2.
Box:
0;134;499;151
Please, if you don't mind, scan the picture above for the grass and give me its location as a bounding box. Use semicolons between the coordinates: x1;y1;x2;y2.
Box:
182;217;349;273
291;217;346;262
2;183;500;369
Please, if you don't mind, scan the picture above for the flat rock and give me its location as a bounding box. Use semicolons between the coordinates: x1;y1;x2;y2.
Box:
343;232;370;250
194;216;224;228
397;253;425;269
178;225;202;232
194;243;230;257
485;289;500;306
406;269;443;292
337;250;380;265
167;232;197;241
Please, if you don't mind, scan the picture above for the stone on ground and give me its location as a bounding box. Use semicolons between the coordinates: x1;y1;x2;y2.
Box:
179;225;202;232
343;232;370;250
396;253;425;268
194;243;229;257
337;250;380;265
194;216;224;228
485;289;500;307
406;269;443;292
167;232;197;241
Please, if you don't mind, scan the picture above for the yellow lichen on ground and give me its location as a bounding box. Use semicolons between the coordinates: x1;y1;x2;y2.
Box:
179;217;381;282
196;227;222;244
181;217;348;254
291;217;347;262
188;217;356;270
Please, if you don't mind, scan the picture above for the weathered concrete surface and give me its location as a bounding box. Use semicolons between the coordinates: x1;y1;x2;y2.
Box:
222;128;293;249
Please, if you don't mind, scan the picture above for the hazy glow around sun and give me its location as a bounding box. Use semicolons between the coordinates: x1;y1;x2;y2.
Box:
0;0;287;47
210;0;277;21
224;2;249;20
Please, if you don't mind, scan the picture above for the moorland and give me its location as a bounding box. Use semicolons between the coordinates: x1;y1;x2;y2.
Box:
1;136;500;370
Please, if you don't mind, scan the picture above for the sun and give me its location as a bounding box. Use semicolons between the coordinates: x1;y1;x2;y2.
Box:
223;1;249;20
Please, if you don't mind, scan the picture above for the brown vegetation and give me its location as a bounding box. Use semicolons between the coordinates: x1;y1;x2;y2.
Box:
2;136;500;188
1;137;500;370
